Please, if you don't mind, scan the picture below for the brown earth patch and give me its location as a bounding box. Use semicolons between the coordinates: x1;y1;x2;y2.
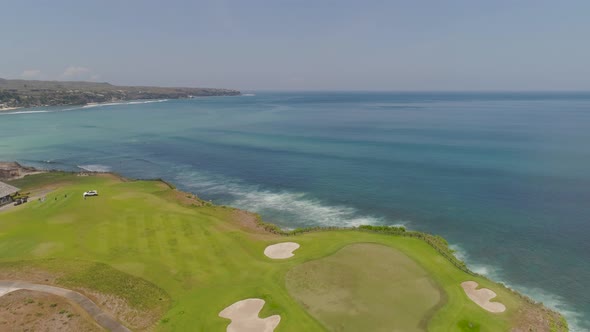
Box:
95;173;126;182
511;303;568;332
0;289;103;331
229;209;277;236
0;267;60;285
164;190;206;207
206;208;283;243
232;209;261;230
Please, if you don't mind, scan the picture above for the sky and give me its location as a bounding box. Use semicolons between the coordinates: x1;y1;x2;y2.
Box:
1;0;589;91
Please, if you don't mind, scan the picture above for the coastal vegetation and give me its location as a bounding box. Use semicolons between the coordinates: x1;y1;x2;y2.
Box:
0;78;240;109
0;172;568;331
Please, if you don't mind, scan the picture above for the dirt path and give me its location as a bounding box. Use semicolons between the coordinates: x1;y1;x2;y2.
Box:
0;280;131;332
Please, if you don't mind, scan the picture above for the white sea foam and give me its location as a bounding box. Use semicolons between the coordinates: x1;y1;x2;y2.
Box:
242;94;256;97
232;190;382;227
173;167;383;228
450;244;585;332
77;164;112;173
0;110;51;116
126;99;168;105
2;99;170;116
81;99;168;109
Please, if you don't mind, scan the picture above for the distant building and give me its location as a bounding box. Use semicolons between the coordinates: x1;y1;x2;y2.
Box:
0;181;20;206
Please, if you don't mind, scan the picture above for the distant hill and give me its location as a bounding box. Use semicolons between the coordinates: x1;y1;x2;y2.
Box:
0;78;240;109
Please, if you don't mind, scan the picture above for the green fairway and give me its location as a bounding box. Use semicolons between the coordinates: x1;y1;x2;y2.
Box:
0;173;566;331
286;243;442;331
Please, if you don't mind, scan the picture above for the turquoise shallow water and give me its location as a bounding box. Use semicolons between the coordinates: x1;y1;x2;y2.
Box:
1;92;589;330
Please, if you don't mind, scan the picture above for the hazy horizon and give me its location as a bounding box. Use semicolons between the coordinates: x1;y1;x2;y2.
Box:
4;76;590;93
1;0;589;91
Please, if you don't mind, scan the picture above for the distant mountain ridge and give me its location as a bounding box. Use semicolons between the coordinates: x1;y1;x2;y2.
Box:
0;78;240;108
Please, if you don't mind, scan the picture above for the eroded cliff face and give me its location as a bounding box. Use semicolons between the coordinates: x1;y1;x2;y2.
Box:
0;162;40;181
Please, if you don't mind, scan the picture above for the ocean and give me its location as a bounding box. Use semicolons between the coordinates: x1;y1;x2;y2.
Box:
1;92;589;330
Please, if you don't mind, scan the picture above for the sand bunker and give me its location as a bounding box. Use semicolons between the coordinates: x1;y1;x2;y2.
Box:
264;242;300;259
219;298;281;332
461;281;506;313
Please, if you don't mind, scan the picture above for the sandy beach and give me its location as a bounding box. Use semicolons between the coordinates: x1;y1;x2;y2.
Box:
0;107;22;112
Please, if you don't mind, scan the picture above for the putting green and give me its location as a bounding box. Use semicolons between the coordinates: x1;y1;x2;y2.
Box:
286;243;442;331
0;173;567;331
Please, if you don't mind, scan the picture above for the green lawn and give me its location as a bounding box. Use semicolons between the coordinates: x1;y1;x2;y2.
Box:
0;173;563;331
286;243;442;331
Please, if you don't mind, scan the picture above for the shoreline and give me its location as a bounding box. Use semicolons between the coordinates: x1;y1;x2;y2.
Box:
0;94;247;114
0;98;169;113
0;107;22;112
2;161;571;329
0;77;240;110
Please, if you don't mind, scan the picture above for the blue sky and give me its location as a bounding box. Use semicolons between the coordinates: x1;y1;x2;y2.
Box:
1;0;589;90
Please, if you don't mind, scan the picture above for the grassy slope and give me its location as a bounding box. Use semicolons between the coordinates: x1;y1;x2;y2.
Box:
0;173;559;331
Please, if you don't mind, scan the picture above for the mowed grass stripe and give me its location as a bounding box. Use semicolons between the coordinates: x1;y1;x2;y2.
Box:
94;221;110;255
109;211;126;257
125;214;140;255
143;213;161;256
153;213;178;273
135;214;151;257
164;213;191;277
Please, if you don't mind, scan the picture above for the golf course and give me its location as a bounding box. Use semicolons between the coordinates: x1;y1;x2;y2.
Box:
0;172;567;331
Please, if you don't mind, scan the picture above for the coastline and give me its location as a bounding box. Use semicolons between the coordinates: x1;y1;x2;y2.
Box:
0;94;247;114
2;161;569;329
0;98;169;113
0;78;241;110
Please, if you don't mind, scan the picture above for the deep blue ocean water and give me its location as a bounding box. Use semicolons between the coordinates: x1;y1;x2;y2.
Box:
1;92;589;330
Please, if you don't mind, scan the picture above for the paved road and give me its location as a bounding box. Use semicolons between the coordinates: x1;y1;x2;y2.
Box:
0;280;131;332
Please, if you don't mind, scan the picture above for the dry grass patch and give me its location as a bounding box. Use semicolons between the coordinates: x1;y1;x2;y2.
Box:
0;260;171;331
0;289;103;331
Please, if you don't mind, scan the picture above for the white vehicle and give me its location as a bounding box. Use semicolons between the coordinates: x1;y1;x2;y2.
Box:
83;190;98;197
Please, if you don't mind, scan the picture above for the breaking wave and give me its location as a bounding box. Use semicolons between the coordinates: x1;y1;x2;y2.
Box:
1;99;170;116
77;164;112;173
81;99;168;109
172;167;383;228
0;110;51;116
